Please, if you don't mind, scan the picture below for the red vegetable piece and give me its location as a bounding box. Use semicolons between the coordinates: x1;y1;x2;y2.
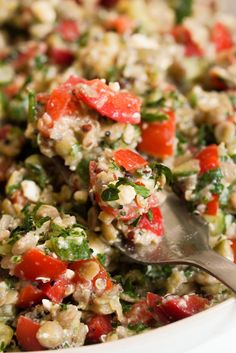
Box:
70;259;113;294
162;295;208;321
114;149;148;171
146;292;170;324
14;248;67;281
212;22;233;53
125;300;153;325
46;87;71;120
75;79;141;124
204;194;219;216
196;144;219;174
86;315;112;343
50;48;75;66
171;26;203;57
42;277;69;304
105;16;134;34
139;110;176;159
138;207;164;236
16;316;43;351
17;285;45;308
57;20;80;42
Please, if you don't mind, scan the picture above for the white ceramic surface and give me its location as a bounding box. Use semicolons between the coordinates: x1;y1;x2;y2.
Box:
35;1;236;352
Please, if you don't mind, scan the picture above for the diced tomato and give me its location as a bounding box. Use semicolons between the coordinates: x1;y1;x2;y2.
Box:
162;295;208;321
46;87;71;120
138;207;164;236
17;285;45;308
70;259;113;294
57;20;80;42
13;43;46;70
125;300;153;325
50;48;75;66
139;110;176;159
105;16;134;34
171;26;203;57
212;22;233;53
196;144;219;174
74;79;141;124
86;315;112;343
16;316;43;351
41;277;69;304
230;239;236;263
14;248;67;281
114;149;148;171
204;194;219;216
146;293;170;324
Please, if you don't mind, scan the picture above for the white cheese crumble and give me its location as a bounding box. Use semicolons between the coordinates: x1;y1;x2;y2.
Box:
21;180;41;202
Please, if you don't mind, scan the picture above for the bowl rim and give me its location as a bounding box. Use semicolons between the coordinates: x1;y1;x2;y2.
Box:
31;297;236;353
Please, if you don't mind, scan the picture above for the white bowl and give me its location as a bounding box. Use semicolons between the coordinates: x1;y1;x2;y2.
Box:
37;1;236;352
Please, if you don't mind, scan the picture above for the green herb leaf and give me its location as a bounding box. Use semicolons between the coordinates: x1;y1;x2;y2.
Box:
132;183;150;198
196;168;223;192
175;0;193;24
50;225;92;262
141;110;169;122
77;159;90;183
151;163;173;186
97;253;107;266
147;209;154;222
128;323;149;333
101;185;120;202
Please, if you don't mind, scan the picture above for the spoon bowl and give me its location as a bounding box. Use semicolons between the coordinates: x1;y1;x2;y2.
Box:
116;193;236;293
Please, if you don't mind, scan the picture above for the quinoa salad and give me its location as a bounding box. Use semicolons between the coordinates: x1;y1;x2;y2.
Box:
1;0;236;351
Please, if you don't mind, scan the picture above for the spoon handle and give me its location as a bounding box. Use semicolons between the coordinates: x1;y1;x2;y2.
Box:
188;250;236;294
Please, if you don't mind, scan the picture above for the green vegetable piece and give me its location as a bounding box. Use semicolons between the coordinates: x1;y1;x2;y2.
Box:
77;159;90;183
50;226;92;261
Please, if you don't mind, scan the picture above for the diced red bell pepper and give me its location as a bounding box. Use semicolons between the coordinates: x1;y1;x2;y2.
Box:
50;48;75;66
146;292;170;324
41;277;69;304
212;22;233;53
196;144;219;174
162;295;208;321
57;20;80;42
171;26;203;57
86;315;112;343
105;16;134;34
16;316;43;351
46;87;71;120
204;194;219;216
138;207;164;236
70;259;113;294
17;285;45;308
139;110;176;159
114;149;148;171
14;248;67;281
74;79;141;124
125;300;153;325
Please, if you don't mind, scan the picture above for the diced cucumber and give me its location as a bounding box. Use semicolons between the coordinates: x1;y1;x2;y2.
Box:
173;159;200;177
204;210;225;236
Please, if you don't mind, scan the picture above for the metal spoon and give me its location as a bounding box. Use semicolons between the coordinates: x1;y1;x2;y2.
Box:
116;192;236;293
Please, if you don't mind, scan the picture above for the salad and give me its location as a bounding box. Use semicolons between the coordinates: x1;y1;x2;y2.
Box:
0;0;236;351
